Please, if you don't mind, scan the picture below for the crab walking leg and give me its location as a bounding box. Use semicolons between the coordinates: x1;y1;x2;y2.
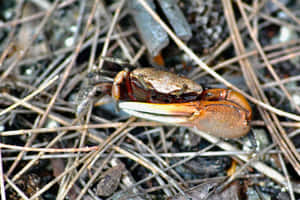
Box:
119;100;251;138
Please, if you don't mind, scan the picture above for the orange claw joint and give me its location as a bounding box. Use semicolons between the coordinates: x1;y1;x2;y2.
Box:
119;89;252;138
200;89;252;120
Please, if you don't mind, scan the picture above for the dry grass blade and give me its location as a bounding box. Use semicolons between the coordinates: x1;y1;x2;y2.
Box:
1;0;300;199
136;0;300;122
222;1;299;197
0;0;61;81
0;143;99;153
235;0;300;177
0;75;58;117
137;0;300;197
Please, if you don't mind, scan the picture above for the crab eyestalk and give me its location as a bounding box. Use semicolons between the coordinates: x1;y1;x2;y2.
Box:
119;97;251;138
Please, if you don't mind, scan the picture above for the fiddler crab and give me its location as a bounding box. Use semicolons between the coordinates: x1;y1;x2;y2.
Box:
77;60;252;139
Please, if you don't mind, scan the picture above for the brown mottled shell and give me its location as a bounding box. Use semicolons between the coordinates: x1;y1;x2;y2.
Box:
130;68;203;95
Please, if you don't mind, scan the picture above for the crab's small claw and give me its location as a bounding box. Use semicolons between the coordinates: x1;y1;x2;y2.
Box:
119;99;251;138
